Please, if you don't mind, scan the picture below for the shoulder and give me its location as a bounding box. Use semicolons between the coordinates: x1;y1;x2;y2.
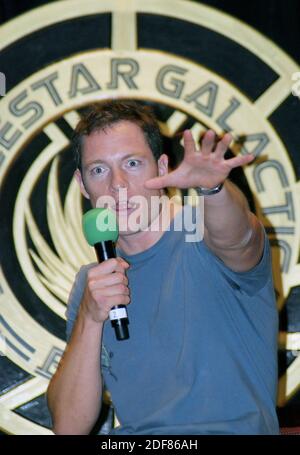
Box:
196;224;273;296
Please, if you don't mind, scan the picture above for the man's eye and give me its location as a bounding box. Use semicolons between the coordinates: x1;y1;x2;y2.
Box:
128;160;139;168
91;166;104;175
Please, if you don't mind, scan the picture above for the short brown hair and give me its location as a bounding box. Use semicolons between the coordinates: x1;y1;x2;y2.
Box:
73;100;163;171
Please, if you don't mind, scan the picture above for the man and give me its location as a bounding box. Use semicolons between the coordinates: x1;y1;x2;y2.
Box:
47;100;279;435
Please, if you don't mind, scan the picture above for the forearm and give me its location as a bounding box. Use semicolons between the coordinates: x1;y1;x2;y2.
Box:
203;179;254;249
47;307;104;435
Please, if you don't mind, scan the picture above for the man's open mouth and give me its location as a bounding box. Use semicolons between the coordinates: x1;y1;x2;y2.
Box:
114;202;138;213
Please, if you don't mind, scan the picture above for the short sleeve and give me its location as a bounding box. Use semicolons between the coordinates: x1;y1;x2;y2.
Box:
199;228;273;297
65;265;93;342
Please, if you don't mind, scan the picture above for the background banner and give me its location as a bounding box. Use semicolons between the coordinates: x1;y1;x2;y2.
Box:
0;0;299;434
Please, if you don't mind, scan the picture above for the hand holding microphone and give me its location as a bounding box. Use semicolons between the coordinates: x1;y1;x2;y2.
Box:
82;208;130;341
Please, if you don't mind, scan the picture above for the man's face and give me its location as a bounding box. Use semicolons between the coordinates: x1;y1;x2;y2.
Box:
75;120;168;236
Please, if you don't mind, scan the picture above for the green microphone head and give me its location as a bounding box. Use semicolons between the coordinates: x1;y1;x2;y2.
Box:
82;208;119;246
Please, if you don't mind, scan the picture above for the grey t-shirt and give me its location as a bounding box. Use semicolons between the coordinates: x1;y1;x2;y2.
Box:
66;205;279;435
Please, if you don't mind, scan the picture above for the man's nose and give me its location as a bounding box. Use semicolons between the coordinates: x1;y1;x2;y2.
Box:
110;169;128;192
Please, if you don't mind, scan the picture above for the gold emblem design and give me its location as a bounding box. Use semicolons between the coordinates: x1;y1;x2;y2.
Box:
0;0;299;434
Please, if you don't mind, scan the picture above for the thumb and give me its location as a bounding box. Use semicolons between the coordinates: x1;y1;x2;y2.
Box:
144;175;170;189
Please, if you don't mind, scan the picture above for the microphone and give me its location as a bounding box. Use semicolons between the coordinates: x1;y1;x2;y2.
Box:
82;208;129;341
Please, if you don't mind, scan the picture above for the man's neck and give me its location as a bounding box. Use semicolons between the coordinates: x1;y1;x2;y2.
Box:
116;200;182;256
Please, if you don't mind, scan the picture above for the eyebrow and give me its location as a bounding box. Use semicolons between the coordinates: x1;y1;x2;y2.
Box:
84;153;142;168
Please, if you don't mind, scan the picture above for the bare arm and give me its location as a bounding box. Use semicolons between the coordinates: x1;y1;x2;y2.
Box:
47;258;130;435
203;180;264;272
145;129;262;272
47;309;104;435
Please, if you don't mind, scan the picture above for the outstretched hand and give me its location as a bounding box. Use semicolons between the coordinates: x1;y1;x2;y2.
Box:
145;129;255;190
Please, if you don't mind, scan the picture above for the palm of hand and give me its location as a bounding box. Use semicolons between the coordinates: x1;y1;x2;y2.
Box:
145;129;254;190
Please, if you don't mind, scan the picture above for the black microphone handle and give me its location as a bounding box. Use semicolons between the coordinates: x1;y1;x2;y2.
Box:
94;241;129;341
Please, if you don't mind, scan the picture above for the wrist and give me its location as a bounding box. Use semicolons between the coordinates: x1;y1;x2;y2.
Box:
78;303;105;330
195;182;224;196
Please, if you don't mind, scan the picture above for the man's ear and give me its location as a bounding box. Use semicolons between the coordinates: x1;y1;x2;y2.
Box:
74;169;90;199
157;154;169;177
